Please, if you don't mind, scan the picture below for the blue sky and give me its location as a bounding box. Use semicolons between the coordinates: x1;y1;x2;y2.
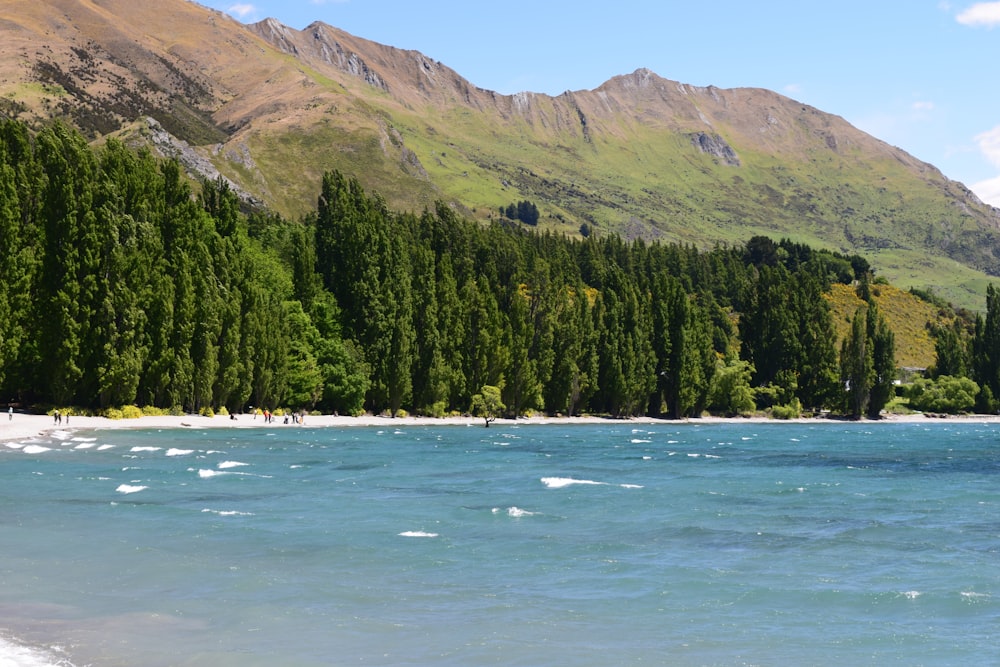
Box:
196;1;1000;207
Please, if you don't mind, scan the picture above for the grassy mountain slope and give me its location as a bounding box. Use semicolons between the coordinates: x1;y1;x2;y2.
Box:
2;0;999;309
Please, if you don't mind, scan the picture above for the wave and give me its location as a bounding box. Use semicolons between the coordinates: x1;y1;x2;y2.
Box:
197;468;271;479
0;636;70;667
201;509;254;517
129;446;161;453
217;461;248;469
22;445;51;454
399;531;438;537
165;448;194;456
492;506;537;517
541;476;606;489
116;484;148;494
541;476;643;490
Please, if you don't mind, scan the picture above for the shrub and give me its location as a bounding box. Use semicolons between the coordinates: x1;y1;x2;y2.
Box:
770;398;802;420
121;405;142;419
907;375;979;414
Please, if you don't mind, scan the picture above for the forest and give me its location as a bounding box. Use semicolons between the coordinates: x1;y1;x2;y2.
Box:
2;119;1000;419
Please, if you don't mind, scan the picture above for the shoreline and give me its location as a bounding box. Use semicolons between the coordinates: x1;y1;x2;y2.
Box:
3;411;1000;445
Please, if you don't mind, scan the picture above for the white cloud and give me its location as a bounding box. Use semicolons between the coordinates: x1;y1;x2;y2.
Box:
976;125;1000;167
956;2;1000;26
227;3;256;18
971;126;1000;206
971;176;1000;207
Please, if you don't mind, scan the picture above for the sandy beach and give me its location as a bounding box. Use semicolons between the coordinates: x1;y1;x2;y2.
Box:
3;410;999;445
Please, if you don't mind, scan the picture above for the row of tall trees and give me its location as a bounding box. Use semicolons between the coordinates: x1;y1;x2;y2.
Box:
922;283;1000;413
0;119;924;417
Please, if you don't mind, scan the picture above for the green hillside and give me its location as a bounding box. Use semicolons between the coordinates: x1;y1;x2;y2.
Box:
3;0;999;311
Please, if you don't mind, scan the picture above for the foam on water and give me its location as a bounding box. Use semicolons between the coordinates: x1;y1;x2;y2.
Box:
541;476;606;488
115;484;148;494
165;448;194;456
22;445;51;454
493;506;537;517
399;531;438;537
217;461;248;469
129;446;161;452
0;637;71;667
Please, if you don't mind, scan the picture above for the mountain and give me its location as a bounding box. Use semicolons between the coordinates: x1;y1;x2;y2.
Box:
3;0;999;308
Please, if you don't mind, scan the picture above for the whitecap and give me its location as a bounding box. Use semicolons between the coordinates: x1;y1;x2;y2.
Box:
901;591;921;600
130;446;161;452
166;448;194;456
961;591;991;599
198;469;227;478
201;509;254;517
22;445;51;454
541;477;607;489
630;438;651;443
399;531;438;537
97;444;114;450
506;506;536;517
74;442;96;449
218;461;248;469
5;443;25;450
116;484;147;494
619;483;644;489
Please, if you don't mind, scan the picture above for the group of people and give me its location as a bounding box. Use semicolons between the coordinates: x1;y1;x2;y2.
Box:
256;409;305;425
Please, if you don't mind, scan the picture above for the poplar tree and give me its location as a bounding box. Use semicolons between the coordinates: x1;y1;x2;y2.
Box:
866;300;896;419
840;305;873;419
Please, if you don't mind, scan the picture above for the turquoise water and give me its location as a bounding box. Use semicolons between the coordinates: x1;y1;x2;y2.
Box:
1;422;998;666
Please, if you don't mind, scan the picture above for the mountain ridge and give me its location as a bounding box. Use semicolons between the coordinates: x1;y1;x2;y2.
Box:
2;0;999;307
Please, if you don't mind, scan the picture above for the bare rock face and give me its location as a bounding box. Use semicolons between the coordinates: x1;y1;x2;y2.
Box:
690;132;740;166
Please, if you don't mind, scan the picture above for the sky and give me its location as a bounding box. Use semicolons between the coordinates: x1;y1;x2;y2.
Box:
195;0;1000;207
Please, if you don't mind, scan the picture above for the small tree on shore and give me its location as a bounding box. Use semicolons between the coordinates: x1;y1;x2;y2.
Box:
471;385;504;427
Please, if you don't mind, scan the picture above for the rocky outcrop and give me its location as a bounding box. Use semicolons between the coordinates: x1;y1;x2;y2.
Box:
690;132;740;166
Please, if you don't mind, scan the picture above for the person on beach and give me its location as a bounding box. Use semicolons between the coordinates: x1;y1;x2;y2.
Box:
8;406;12;420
